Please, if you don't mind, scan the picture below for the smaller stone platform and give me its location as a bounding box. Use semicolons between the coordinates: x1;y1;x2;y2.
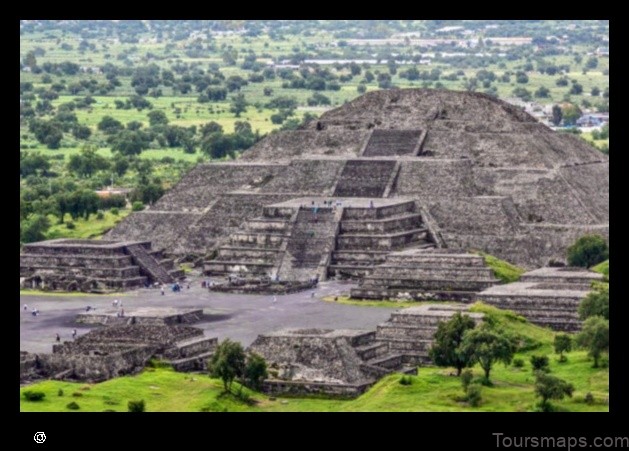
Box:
76;307;204;326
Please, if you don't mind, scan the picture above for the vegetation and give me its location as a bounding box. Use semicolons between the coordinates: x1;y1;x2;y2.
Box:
578;285;609;320
554;334;573;363
534;372;574;412
576;316;609;368
23;390;46;402
530;355;550;373
460;324;516;382
127;399;146;412
429;312;476;376
208;339;246;392
20;20;609;243
476;252;525;283
567;234;609;268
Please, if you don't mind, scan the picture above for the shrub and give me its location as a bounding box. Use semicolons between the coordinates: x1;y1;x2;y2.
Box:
72;392;83;397
131;201;144;211
567;235;608;268
554;334;573;362
57;389;64;397
530;355;550;373
65;221;76;229
96;210;104;220
512;358;525;368
66;401;80;410
128;399;146;412
466;383;482;407
399;375;413;386
461;369;474;391
111;207;119;216
23;390;46;401
584;392;595;405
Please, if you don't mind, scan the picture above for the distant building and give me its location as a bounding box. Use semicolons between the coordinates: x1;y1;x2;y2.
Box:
576;114;609;127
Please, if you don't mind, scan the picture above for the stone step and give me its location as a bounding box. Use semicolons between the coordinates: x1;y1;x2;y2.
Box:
169;269;186;280
350;287;481;302
362;277;497;291
376;324;436;340
163;336;218;360
342;200;416;220
353;342;389;361
20;264;143;279
336;228;428;250
385;254;486;267
340;213;423;234
366;353;403;369
370;266;496;279
328;265;375;279
204;261;274;275
383;337;433;353
167;350;215;372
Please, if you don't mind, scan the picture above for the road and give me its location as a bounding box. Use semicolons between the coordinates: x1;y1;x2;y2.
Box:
20;279;397;354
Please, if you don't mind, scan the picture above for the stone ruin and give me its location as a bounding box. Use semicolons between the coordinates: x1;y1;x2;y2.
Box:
20;324;217;384
20;239;184;292
248;305;484;397
104;88;607;278
75;307;204;326
478;267;604;331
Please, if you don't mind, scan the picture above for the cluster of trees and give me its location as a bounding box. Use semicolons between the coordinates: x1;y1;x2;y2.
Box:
429;300;609;411
208;339;268;394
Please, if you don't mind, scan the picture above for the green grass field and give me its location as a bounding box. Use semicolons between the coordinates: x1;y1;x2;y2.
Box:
20;303;608;412
44;209;130;240
474;251;526;283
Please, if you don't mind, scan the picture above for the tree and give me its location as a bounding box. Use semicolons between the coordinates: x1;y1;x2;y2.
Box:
554;334;572;363
67;146;110;178
551;105;563;126
208;339;246;392
515;71;529;84
110;130;150;156
229;93;248;118
20;214;50;243
244;353;268;391
567;234;608;268
460;325;516;381
576;316;609;368
561;103;582;126
201;132;233;159
133;183;164;205
591;87;601;97
534;372;574;412
71;124;92;140
429;313;476;376
585;56;598;70
569;82;583;95
530;355;550;373
535;87;550;98
579;287;609;321
97;115;124;134
147;110;169;127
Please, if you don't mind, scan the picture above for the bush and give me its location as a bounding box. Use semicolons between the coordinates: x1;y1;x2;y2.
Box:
96;211;104;220
23;390;46;401
466;383;482;407
57;389;64;397
111;207;119;216
128;399;146;412
584;392;595;405
131;201;144;212
66;401;80;410
72;392;83;397
512;358;525;368
530;355;550;373
461;369;474;391
567;235;608;268
65;221;76;229
399;375;413;386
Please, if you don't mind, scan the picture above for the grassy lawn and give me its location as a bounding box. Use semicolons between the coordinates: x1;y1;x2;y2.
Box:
45;209;130;240
20;303;608;412
475;251;526;283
